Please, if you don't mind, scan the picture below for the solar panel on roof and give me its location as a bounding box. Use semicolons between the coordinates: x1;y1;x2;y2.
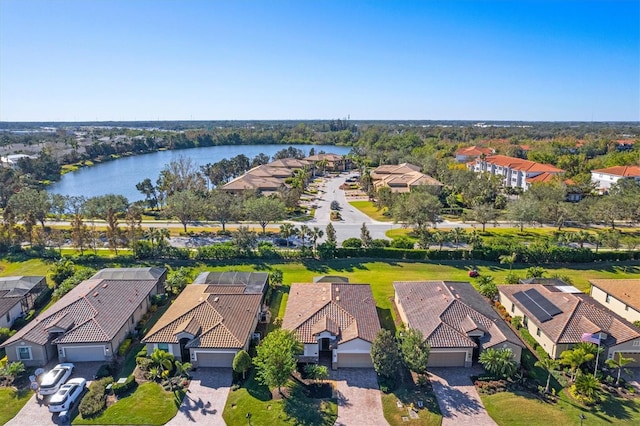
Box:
513;291;552;322
524;289;562;316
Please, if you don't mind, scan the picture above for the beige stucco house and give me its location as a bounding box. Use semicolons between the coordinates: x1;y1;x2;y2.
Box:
142;273;265;368
499;284;640;366
0;276;48;329
395;281;523;367
590;279;640;324
1;268;166;366
281;281;380;369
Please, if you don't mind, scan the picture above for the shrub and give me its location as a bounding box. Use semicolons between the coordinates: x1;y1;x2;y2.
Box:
79;377;113;418
95;364;112;379
118;338;132;356
137;346;148;358
112;374;136;395
0;328;16;344
330;201;340;211
504;271;520;284
390;237;413;249
510;316;522;329
342;238;362;248
519;328;539;349
151;293;168;306
136;357;152;371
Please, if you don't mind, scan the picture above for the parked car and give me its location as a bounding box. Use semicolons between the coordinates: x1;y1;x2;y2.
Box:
468;269;480;278
48;377;86;413
38;363;74;396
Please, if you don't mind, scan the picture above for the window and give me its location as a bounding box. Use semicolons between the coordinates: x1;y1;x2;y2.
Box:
5;313;9;322
511;304;515;313
606;294;611;304
523;316;528;327
633;341;640;347
536;328;541;337
17;346;32;361
158;343;169;352
625;305;629;311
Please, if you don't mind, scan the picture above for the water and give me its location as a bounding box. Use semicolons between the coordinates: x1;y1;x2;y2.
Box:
48;144;351;201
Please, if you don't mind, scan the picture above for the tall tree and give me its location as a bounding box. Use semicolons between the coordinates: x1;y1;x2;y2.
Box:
279;223;298;248
535;356;558;394
165;190;203;232
253;329;301;395
325;223;337;245
206;190;240;232
8;188;51;230
244;197;286;234
371;329;401;380
84;194;129;253
156;156;206;197
232;350;252;380
135;178;159;210
605;352;635;386
360;223;373;248
392;190;442;231
399;328;430;375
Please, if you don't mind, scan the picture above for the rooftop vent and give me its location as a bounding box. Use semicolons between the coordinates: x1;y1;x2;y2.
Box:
93;292;99;297
336;296;340;301
214;297;219;302
102;283;108;288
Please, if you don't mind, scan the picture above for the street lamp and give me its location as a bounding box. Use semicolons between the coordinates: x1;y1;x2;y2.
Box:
580;413;586;426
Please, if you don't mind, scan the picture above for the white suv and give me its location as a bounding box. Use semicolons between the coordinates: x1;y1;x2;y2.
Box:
48;377;86;413
38;363;74;396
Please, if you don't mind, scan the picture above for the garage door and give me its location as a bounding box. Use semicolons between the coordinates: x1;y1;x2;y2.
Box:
337;353;373;368
427;352;466;367
194;351;236;367
63;346;106;362
615;352;640;367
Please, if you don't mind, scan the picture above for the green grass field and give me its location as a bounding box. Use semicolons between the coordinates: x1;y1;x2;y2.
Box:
0;388;33;425
349;200;393;221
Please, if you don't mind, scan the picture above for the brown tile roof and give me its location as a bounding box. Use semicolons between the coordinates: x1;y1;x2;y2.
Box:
2;276;162;347
142;284;261;350
221;174;284;192
305;153;344;162
456;146;494;157
591;166;640;177
499;284;640;346
371;163;421;180
245;165;294;179
394;281;522;350
589;279;640;312
281;283;380;345
267;158;311;169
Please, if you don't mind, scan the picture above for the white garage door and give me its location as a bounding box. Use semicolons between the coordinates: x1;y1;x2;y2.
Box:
615;352;640;367
63;346;106;362
195;351;236;367
427;352;466;367
338;353;373;368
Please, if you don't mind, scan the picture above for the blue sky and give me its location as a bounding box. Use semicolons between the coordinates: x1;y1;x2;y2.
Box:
1;0;638;121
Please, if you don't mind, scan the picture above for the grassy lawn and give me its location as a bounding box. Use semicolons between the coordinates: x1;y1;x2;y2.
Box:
349;200;393;221
0;258;51;277
73;382;183;425
223;371;337;426
0;388;33;425
481;389;640;425
381;384;442;425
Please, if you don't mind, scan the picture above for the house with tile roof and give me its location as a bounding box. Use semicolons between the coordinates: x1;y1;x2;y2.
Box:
142;281;262;367
590;165;640;193
470;154;565;191
371;163;442;193
394;281;523;367
498;284;640;365
455;146;495;163
1;268;166;366
281;282;380;369
193;271;269;299
0;276;48;329
590;279;640;325
304;153;351;172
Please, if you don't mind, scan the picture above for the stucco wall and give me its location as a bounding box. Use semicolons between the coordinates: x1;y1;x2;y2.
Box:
338;338;372;353
608;338;640;359
4;341;49;367
0;302;23;329
591;286;640;324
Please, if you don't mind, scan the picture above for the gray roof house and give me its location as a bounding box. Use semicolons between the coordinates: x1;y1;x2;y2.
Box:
0;276;48;329
1;268;166;366
394;281;524;367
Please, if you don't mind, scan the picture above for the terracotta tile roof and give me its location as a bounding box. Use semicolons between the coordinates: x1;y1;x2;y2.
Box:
394;281;522;350
481;155;564;174
499;284;640;346
456;146;494;157
526;172;559;184
281;283;380;345
142;284;261;350
222;174;284;192
267;158;311;169
589;279;640;312
2;275;163;347
245;165;293;179
305;153;344;162
371;163;421;180
591;166;640;177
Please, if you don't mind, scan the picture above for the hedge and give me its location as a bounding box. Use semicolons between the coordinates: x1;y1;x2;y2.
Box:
118;338;132;356
112;374;136;395
79;377;113;418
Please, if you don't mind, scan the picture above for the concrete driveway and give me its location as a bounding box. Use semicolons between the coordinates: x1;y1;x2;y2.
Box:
166;367;232;425
332;368;388;426
6;361;102;426
429;367;496;426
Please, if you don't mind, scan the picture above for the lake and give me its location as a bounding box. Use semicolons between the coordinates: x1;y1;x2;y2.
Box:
48;144;351;201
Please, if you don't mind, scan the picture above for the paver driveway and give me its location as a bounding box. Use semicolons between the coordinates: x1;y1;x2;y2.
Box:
166;367;232;425
332;368;388;426
429;367;496;426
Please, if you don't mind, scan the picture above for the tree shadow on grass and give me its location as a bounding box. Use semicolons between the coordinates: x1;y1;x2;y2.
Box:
594;392;637;422
245;372;272;402
282;383;336;426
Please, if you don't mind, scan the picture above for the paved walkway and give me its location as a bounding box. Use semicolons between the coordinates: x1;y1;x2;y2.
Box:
166;368;232;425
331;368;388;426
429;367;496;426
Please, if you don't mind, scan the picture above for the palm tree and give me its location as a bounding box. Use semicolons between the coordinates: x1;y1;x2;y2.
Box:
449;227;466;248
432;230;447;251
605;352;635;385
299;224;310;247
279;223;297;248
535;357;559;393
310;226;324;253
499;253;516;272
560;348;594;381
576;230;593;249
174;360;193;379
150;348;175;381
479;348;517;378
